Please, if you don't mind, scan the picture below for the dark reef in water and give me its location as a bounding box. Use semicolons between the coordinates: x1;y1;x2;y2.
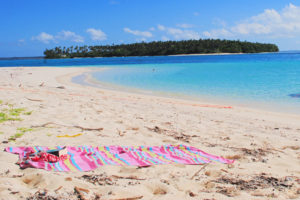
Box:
289;93;300;98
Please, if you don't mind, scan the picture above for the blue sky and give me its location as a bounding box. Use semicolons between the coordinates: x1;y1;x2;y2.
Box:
1;0;300;57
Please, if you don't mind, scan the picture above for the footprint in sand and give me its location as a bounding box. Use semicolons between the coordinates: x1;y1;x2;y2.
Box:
22;174;47;188
145;182;168;196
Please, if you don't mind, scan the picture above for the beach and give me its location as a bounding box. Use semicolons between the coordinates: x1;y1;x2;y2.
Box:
0;67;299;199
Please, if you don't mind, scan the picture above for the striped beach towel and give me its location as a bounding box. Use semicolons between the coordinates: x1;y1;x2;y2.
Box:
5;145;234;172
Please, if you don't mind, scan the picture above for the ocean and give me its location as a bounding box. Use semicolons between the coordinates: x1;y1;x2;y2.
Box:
1;52;300;113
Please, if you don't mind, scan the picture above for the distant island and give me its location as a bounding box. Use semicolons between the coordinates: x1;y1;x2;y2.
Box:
44;39;279;58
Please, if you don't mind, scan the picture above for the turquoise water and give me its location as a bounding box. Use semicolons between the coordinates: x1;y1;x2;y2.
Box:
90;53;300;113
1;52;300;113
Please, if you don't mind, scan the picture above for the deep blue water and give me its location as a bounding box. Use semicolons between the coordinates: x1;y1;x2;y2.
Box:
1;52;300;113
1;52;300;67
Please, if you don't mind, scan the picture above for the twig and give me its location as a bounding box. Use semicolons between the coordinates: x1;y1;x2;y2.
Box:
31;122;103;131
25;97;43;102
74;125;103;131
190;164;208;180
110;196;143;200
117;129;124;136
74;186;88;200
111;175;146;180
77;187;89;193
221;169;229;173
31;122;60;128
54;186;63;192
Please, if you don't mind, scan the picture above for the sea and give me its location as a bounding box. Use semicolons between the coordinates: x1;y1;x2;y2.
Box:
1;51;300;114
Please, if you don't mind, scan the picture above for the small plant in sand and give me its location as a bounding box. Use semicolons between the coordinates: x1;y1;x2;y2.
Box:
0;132;3;135
0;100;3;104
9;108;26;116
24;111;33;115
0;103;32;123
8;127;34;142
0;112;22;123
17;127;34;133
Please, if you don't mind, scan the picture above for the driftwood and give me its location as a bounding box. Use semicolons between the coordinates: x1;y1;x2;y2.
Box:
31;122;103;131
74;186;88;200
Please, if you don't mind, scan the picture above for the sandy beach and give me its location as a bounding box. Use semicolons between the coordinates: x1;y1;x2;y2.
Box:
0;67;299;200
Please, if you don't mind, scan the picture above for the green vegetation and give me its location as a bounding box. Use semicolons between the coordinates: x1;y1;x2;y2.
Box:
44;39;279;58
8;133;24;141
0;100;3;104
17;127;33;133
24;111;33;115
8;127;34;142
0;112;22;123
9;108;26;116
0;103;32;123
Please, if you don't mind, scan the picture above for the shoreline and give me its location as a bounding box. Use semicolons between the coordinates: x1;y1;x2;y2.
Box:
0;67;299;199
0;51;275;61
75;67;300;116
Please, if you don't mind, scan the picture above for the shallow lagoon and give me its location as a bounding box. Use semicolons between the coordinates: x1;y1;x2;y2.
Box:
2;52;300;113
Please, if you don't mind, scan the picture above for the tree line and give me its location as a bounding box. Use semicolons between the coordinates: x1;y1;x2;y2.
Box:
44;39;279;58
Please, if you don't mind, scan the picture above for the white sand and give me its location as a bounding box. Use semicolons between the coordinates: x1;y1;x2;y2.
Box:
0;67;299;200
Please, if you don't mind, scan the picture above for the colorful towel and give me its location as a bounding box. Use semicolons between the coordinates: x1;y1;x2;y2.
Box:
5;145;234;172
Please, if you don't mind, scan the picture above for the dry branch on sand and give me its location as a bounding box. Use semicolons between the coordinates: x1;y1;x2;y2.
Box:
31;122;103;131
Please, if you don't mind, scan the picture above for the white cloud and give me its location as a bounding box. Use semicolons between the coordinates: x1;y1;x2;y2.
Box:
86;28;107;41
203;3;300;39
123;28;153;37
32;32;54;44
161;36;170;41
18;39;25;44
157;25;166;31
157;25;200;40
203;29;233;38
56;30;84;43
212;18;227;27
33;31;85;44
176;23;194;28
109;0;119;5
17;39;25;46
193;12;199;16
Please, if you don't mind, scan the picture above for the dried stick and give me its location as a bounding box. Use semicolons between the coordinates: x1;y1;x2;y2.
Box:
190;164;208;180
74;125;103;131
110;196;143;200
54;186;63;192
25;97;43;102
111;175;146;180
74;186;88;200
31;122;103;131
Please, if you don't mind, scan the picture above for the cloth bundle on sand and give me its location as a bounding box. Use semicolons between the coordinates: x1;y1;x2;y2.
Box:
5;145;234;172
